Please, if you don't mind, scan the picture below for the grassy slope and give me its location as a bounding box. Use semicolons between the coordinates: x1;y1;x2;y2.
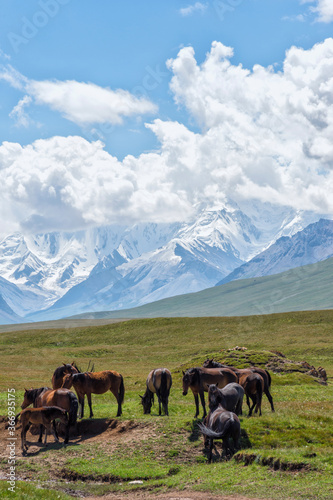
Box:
71;256;333;319
0;311;332;499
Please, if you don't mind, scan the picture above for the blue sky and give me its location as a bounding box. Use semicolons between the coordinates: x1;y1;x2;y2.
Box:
0;0;333;235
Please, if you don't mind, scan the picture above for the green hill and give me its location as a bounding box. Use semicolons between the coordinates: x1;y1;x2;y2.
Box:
72;256;333;319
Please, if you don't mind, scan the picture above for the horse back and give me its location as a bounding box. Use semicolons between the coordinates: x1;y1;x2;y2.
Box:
200;367;237;390
148;368;172;393
38;388;74;411
83;370;122;394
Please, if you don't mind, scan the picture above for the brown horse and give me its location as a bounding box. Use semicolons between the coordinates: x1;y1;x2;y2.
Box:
140;368;172;416
16;406;68;454
21;387;78;444
203;358;274;412
62;370;124;418
182;367;238;418
237;372;264;416
198;406;241;462
52;362;80;389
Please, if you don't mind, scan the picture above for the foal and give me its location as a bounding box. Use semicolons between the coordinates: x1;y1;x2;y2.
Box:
16;406;68;454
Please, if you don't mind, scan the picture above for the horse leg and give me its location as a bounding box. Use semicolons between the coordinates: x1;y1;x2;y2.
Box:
248;395;256;417
38;423;43;442
199;391;207;418
194;394;200;418
50;422;59;443
21;423;30;454
79;395;84;419
87;393;94;418
208;437;214;463
110;387;122;417
53;420;59;441
265;388;275;412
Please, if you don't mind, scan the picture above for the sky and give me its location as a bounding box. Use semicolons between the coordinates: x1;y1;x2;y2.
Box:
0;0;333;236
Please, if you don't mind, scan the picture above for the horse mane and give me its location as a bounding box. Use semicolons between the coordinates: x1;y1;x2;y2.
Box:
28;387;50;403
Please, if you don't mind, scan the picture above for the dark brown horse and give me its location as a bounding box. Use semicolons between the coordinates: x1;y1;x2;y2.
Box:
16;406;68;454
21;387;78;444
52;362;80;389
198;406;241;462
140;368;172;416
207;383;244;415
182;367;238;418
203;358;274;412
62;370;124;418
237;372;264;416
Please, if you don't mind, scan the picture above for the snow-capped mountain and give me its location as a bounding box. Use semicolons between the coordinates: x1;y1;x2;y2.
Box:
218;218;333;286
0;201;328;323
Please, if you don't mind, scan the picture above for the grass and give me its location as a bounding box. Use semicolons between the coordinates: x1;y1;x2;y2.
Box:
0;311;332;499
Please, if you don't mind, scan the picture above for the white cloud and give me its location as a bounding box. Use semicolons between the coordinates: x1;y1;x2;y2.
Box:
9;95;33;128
27;79;158;126
179;2;207;17
0;66;158;127
1;39;333;235
0;136;191;234
301;0;333;23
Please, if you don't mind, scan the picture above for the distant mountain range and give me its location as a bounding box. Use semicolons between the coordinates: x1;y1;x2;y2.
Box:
0;201;330;324
70;256;333;319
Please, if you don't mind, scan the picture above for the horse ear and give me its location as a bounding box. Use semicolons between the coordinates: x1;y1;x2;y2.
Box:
24;388;28;392
139;395;143;399
216;382;219;387
63;363;67;366
182;370;185;375
71;362;75;366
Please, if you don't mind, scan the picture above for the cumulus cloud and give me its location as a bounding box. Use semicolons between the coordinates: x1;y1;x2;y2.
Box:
179;2;207;17
1;39;333;235
0;136;191;234
0;66;157;127
301;0;333;23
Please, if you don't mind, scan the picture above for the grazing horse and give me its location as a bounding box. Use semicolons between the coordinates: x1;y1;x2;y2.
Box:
140;368;172;416
16;406;68;454
62;370;124;418
208;383;244;415
182;367;238;418
237;372;264;416
198;406;241;462
52;362;80;389
21;387;78;444
203;358;274;412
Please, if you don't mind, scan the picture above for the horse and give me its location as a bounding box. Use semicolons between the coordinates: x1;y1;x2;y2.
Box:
21;387;78;444
198;405;241;462
140;368;172;416
52;362;80;389
237;372;264;416
203;358;274;412
182;367;238;418
61;370;124;418
15;406;68;454
207;383;244;415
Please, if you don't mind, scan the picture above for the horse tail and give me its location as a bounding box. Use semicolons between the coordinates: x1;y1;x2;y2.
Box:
118;375;125;404
160;370;169;401
68;392;78;426
198;418;234;439
265;369;272;388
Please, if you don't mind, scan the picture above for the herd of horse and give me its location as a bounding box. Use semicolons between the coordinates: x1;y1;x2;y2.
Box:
15;358;274;461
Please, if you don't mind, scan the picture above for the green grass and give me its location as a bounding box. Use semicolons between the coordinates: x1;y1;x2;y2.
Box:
0;311;332;499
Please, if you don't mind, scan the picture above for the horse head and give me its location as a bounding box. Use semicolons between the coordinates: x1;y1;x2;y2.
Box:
140;392;153;414
182;369;195;395
61;373;74;389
